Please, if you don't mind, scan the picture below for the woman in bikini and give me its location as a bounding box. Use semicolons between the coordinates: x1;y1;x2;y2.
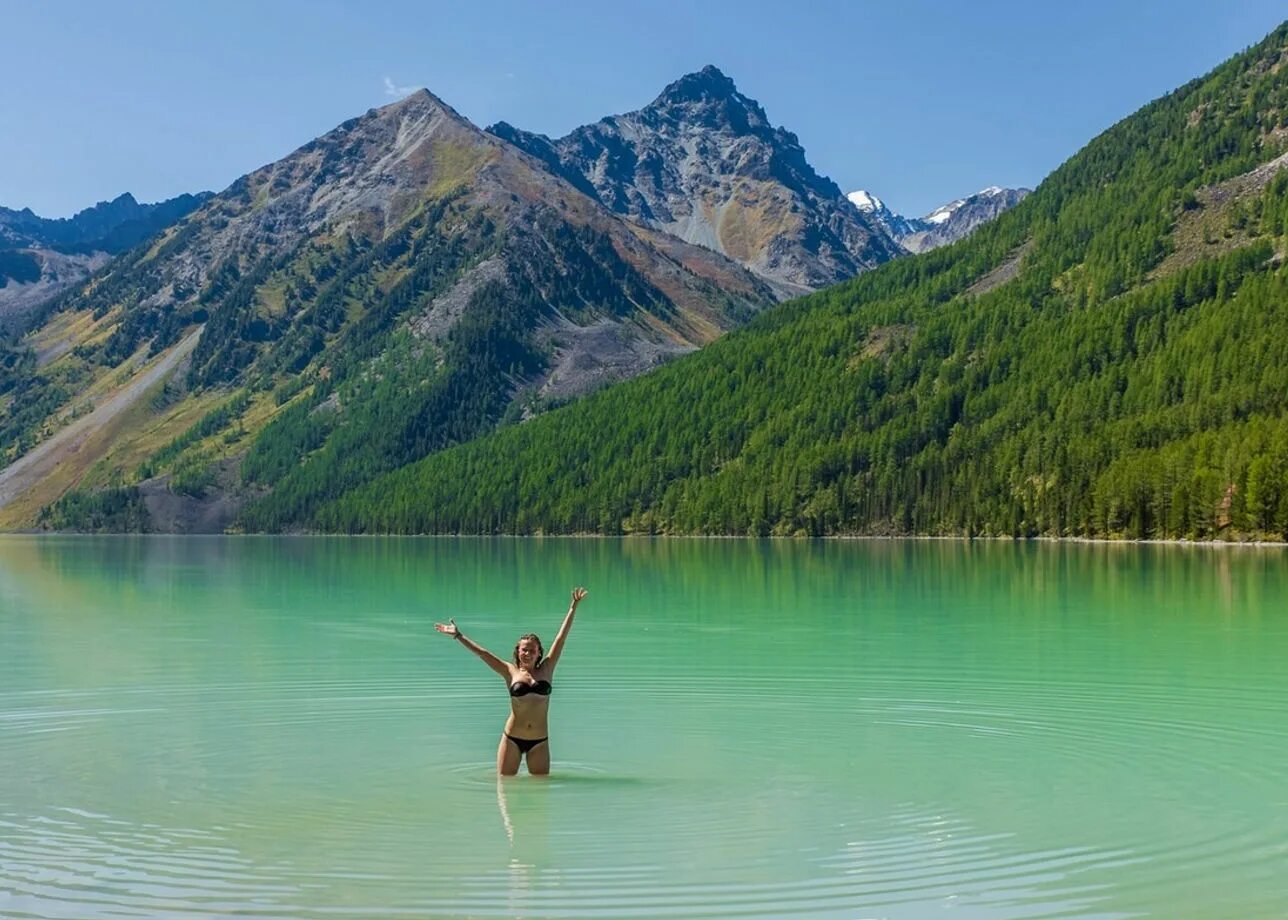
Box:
435;587;587;775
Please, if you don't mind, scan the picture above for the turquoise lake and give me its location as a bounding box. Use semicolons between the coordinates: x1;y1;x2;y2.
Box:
1;536;1286;918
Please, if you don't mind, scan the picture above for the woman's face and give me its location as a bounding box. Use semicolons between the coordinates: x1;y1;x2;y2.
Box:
516;638;540;667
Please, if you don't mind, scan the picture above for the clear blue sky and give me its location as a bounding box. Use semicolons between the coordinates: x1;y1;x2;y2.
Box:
2;1;1283;219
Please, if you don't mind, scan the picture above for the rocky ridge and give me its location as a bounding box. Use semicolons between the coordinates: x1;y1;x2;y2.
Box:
0;192;211;253
490;66;903;294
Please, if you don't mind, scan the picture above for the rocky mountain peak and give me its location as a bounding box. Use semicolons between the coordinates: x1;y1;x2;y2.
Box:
380;87;466;122
488;68;901;292
846;189;922;240
98;192;140;211
643;65;771;136
651;65;746;109
656;65;739;103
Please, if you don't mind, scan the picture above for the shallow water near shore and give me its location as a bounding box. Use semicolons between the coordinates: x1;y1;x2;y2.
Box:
1;535;1286;918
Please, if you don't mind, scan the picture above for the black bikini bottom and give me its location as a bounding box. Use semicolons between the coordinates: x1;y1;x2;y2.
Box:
504;733;548;754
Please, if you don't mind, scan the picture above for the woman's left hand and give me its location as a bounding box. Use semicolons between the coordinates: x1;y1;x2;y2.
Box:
434;618;460;638
571;587;588;605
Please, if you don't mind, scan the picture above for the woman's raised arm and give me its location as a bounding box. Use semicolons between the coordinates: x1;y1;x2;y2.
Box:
543;587;587;672
436;618;511;679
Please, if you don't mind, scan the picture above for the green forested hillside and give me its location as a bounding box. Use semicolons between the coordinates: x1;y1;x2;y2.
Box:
317;24;1288;540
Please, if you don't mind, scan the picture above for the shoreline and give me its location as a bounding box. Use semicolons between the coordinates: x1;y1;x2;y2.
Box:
3;530;1286;548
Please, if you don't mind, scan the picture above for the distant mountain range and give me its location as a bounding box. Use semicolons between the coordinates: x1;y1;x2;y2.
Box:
0;192;211;331
0;192;212;254
847;186;1030;253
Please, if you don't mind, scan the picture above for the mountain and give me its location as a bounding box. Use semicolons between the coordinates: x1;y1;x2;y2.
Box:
489;66;903;295
313;23;1288;542
900;186;1031;253
0;192;211;332
844;190;925;240
847;186;1030;253
0;88;774;532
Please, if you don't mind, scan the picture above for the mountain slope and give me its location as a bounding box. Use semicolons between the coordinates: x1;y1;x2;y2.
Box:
4;89;774;531
490;66;903;294
318;22;1288;541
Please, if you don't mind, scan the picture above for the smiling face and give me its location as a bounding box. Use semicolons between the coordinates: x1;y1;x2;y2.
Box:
514;634;544;669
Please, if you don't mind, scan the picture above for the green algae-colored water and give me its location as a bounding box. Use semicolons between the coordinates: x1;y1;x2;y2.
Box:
1;536;1286;918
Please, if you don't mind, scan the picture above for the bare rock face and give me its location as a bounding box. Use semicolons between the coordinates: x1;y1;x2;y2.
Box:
491;66;903;293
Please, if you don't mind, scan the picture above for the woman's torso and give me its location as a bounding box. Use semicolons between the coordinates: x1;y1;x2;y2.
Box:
504;666;552;739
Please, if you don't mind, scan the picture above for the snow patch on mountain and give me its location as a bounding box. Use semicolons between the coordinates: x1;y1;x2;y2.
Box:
847;189;885;212
846;186;1031;252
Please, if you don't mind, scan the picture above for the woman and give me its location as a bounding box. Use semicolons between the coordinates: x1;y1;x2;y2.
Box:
436;587;587;775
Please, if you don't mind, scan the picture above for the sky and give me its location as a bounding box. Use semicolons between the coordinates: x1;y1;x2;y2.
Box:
2;1;1284;219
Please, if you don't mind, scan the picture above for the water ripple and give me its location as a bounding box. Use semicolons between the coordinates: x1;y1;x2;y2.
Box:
2;660;1285;916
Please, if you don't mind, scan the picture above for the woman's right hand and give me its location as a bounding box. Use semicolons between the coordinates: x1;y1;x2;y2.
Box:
434;618;460;639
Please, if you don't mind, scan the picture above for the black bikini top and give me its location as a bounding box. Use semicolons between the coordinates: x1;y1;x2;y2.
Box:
509;679;552;697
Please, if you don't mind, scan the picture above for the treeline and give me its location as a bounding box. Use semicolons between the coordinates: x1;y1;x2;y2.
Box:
313;25;1288;540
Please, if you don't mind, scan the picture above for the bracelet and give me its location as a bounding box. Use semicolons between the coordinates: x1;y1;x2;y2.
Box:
454;632;465;642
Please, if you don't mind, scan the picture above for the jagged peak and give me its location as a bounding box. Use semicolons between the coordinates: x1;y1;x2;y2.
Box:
646;65;770;125
68;192;144;222
655;65;739;104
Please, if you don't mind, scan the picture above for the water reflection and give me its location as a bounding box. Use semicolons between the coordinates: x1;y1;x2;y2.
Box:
4;535;1286;626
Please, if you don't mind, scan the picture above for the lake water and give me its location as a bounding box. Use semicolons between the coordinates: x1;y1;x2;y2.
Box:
1;536;1286;919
